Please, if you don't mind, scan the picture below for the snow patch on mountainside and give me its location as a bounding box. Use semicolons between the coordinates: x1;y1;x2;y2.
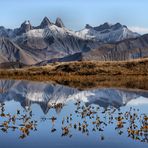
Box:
26;29;44;38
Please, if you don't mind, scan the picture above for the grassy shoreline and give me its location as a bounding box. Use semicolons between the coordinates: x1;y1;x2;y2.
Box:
0;58;148;90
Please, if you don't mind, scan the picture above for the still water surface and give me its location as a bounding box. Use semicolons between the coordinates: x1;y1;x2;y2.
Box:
0;80;147;148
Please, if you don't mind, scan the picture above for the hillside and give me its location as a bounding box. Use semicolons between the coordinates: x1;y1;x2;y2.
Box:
0;58;148;90
82;34;148;61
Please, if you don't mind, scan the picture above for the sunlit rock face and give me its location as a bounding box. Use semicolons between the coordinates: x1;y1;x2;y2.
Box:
0;80;148;113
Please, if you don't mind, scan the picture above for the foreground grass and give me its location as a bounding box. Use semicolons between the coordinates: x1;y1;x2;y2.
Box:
0;58;148;90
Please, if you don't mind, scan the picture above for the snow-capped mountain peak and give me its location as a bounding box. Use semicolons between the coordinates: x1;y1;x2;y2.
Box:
76;22;140;42
0;18;139;42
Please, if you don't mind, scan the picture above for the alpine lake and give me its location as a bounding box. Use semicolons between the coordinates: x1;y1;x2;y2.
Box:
0;79;147;148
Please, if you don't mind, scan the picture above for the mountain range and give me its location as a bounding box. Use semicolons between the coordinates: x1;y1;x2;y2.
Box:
0;17;148;66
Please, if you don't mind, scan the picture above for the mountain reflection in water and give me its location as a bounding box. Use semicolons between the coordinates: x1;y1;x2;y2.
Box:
0;80;147;148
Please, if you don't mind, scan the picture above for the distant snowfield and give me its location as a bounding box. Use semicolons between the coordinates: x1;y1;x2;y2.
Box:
26;29;44;38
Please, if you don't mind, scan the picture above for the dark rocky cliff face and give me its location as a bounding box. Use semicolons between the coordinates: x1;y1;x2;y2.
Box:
39;17;52;29
55;17;65;28
15;21;33;36
82;34;148;61
0;37;39;65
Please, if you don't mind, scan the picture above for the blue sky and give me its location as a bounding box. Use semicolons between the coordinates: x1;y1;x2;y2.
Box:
0;0;148;34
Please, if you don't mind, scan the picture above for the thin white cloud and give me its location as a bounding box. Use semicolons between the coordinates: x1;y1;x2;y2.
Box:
129;26;148;35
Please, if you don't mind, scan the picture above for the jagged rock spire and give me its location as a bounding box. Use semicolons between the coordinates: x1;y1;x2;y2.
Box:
15;20;32;36
20;20;32;32
94;22;112;31
85;24;93;29
40;17;52;28
55;17;65;28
